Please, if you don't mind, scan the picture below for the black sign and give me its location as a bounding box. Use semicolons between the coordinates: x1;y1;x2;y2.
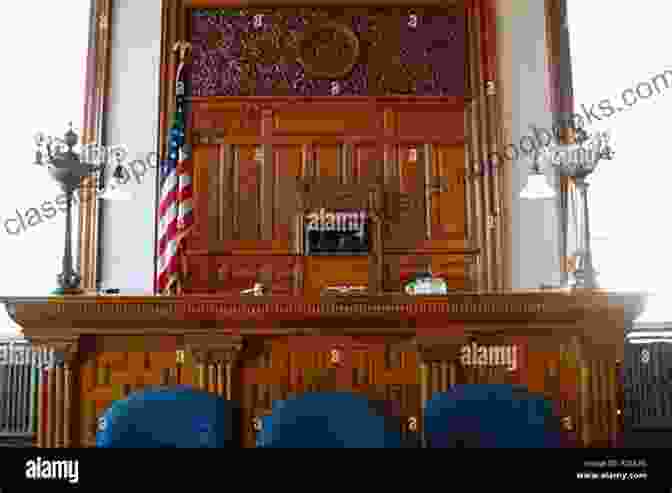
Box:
304;209;369;255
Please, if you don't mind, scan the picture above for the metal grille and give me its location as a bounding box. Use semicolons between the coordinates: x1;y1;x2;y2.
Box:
0;338;52;439
624;338;672;429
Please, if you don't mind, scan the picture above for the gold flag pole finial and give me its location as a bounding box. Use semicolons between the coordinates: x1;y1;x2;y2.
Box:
173;41;192;62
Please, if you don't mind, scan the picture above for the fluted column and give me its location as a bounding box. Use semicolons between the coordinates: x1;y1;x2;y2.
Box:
43;350;56;448
56;343;78;448
38;342;79;449
54;362;64;448
187;336;243;398
210;348;243;401
571;336;591;447
191;349;209;392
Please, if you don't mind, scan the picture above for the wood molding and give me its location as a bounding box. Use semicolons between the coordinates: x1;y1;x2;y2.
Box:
4;291;646;362
185;334;244;363
78;0;113;291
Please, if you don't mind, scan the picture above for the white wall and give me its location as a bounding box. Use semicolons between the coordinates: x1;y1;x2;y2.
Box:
101;0;560;292
100;0;162;294
497;0;562;289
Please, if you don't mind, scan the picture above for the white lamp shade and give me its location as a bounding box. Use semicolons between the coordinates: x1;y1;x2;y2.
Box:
98;187;133;201
520;173;555;199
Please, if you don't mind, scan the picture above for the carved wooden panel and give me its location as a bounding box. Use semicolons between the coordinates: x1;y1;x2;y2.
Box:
190;7;465;97
185;255;301;294
187;99;468;294
304;256;369;295
397;108;464;141
273;105;379;135
431;144;466;238
237;337;423;445
78;337;179;447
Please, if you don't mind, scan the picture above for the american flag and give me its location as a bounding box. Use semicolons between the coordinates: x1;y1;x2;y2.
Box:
156;58;193;294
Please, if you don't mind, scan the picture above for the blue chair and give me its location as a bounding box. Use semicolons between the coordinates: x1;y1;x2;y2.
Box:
263;392;402;448
96;386;239;448
424;384;562;448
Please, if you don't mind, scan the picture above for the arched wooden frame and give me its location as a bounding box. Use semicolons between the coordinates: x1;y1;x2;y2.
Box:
78;0;114;291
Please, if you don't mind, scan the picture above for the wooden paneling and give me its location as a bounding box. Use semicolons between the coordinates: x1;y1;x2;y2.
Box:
304;257;369;295
238;145;261;241
190;144;216;250
186;255;301;294
186;98;474;294
192;110;261;136
396;108;464;142
273;107;379;135
79;337;179;447
432;144;466;238
192;143;302;252
273;145;302;243
316;144;340;179
354;143;383;185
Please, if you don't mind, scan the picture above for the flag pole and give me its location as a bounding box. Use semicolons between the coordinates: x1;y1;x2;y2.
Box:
155;41;191;295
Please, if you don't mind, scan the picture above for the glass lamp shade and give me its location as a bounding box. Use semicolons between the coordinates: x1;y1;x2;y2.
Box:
98;186;133;201
520;173;556;199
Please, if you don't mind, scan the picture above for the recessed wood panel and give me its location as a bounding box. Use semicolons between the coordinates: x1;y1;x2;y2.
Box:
316;144;340;179
274;108;380;135
190;145;219;250
397;108;464;142
185;255;301;294
237;145;261;241
273;145;302;244
191;109;261;136
433;144;466;238
79;342;179;447
304;256;370;294
354;144;382;185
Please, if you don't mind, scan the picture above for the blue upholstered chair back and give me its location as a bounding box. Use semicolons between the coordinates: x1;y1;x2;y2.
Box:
424;384;562;448
260;392;403;448
96;386;238;448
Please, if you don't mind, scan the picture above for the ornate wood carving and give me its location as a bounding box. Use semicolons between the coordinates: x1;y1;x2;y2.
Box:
185;335;244;364
297;21;360;79
189;7;465;97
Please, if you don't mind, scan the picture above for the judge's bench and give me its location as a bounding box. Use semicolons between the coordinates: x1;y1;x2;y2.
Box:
2;2;647;448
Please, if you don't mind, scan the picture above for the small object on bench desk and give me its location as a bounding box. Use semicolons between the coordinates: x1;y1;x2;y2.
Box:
240;283;266;296
99;288;120;295
403;270;448;295
322;285;367;296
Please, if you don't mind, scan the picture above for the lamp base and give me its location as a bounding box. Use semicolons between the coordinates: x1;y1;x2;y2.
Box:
50;287;85;296
570;271;599;290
